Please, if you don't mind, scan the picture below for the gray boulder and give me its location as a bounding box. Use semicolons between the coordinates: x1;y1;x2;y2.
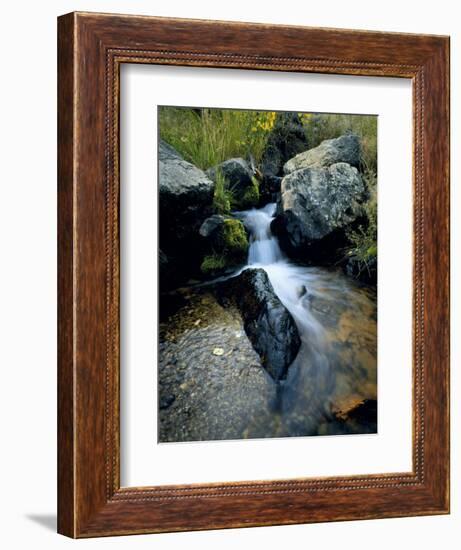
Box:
206;158;260;209
223;268;301;381
283;134;361;174
158;140;215;286
158;139;182;161
271;162;365;258
207;158;253;191
199;214;248;257
159;140;214;211
199;214;228;239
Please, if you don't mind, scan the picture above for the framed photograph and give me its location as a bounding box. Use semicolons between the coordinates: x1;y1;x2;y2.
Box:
58;12;450;537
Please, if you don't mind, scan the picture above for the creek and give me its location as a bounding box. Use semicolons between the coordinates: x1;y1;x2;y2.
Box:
234;203;377;436
159;203;377;441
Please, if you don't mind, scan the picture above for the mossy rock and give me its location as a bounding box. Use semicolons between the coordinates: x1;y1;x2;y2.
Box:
220;218;248;258
233;176;260;210
199;217;249;275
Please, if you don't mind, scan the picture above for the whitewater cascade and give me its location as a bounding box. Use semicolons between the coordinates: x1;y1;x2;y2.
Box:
239;203;325;346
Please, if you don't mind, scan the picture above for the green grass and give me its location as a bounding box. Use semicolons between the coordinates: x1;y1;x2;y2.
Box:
212;170;260;213
345;169;377;275
299;112;377;173
159;107;276;170
212;169;234;214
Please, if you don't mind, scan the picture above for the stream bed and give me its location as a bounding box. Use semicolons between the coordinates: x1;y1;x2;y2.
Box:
159;203;377;442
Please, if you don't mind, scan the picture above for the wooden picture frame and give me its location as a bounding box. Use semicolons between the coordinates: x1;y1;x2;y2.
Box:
57;12;450;538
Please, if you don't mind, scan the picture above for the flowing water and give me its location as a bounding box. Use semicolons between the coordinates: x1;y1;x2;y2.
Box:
159;203;377;441
236;203;377;436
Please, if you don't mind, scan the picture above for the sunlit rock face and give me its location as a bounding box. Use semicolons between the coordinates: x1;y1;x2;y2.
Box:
283;133;361;174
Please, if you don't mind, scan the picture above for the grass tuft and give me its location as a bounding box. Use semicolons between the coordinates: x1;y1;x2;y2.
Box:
345;169;377;276
212;169;234;214
159;107;276;170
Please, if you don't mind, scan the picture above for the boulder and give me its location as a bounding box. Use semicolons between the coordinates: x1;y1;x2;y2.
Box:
158;140;215;286
199;215;249;275
158;139;182;161
207;158;253;192
259;174;282;204
159;140;214;214
199;214;228;239
271;162;365;261
261;112;308;176
222;268;301;381
283;133;361;174
206;158;260;209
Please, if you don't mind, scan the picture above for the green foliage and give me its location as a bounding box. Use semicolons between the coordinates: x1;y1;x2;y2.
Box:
346;169;378;276
299;112;377;173
220;218;249;257
212;169;260;213
200;219;248;275
212;169;234;214
233;176;260;210
158;107;276;170
200;253;227;274
159;106;378;279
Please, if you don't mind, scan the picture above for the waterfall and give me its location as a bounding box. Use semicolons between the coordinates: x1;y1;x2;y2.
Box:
243;203;283;265
238;203;325;345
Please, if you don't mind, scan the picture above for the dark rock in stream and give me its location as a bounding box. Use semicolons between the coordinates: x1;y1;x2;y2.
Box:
219;268;301;381
199;215;249;275
259;174;282;205
199;214;228;239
